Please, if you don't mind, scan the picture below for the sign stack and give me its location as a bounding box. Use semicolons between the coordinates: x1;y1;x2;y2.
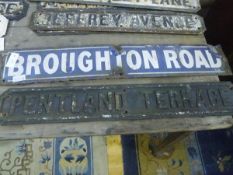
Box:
0;0;233;126
30;0;204;34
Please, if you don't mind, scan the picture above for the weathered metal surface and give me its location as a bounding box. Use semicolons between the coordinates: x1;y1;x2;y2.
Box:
30;9;205;35
0;82;233;125
38;2;109;9
1;45;231;84
30;0;201;12
0;0;28;20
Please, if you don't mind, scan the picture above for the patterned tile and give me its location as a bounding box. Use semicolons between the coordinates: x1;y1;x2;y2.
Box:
54;137;93;175
197;129;233;175
0;139;33;175
0;129;232;175
137;134;190;175
33;139;53;175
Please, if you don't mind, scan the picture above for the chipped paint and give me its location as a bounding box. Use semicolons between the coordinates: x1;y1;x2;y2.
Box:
0;82;233;125
0;0;28;20
30;0;201;12
39;2;109;9
1;45;231;84
30;9;205;34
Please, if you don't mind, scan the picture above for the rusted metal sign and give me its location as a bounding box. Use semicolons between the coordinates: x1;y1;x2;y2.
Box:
0;82;233;125
30;0;201;12
0;0;28;20
30;9;205;34
1;45;231;84
38;2;109;9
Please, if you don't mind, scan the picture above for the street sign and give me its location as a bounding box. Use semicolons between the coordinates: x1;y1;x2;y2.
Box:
1;45;231;84
30;9;205;35
0;82;232;125
30;0;201;12
38;2;109;9
0;0;28;20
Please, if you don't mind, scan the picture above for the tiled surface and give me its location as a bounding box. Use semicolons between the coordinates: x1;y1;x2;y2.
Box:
0;128;233;175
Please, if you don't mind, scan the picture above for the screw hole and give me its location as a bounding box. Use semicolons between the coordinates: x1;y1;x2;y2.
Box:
124;110;128;114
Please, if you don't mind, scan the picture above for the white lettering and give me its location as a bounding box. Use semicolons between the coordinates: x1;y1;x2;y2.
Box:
142;50;159;69
78;51;93;72
195;50;210;68
43;53;59;74
96;51;111;71
8;55;24;77
5;53;19;68
205;50;222;68
126;50;142;70
164;50;180;69
61;52;75;73
179;50;194;69
116;55;123;67
26;55;41;75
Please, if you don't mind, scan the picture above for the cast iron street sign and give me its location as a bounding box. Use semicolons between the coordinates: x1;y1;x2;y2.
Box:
0;0;28;20
30;0;201;12
31;9;205;34
0;82;233;125
1;45;231;84
39;2;109;9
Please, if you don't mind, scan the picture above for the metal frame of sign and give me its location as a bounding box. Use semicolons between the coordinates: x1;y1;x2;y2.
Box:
0;0;29;20
38;2;109;9
30;9;205;35
0;82;232;125
1;45;231;84
30;0;201;13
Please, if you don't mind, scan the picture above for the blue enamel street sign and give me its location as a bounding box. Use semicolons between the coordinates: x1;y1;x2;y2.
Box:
1;45;231;84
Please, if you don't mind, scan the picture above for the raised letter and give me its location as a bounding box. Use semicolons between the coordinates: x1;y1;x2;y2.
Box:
112;14;121;26
155;90;170;109
88;14;97;26
100;14;109;26
163;16;173;28
140;15;149;26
